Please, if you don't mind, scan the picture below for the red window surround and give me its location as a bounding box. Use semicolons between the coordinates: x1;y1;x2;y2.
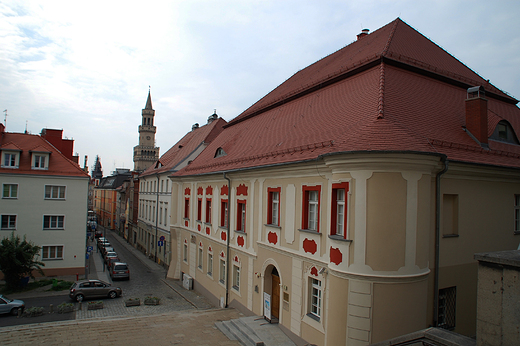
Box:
220;199;228;227
206;198;212;223
184;198;190;219
236;199;246;232
302;185;321;232
197;198;202;221
267;187;281;226
331;182;349;238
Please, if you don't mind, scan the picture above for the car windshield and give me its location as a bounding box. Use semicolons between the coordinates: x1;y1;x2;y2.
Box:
1;295;12;302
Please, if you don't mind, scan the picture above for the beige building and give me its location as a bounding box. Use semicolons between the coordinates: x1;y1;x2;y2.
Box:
164;18;520;345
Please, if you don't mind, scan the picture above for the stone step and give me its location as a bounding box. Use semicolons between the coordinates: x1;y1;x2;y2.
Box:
215;319;264;346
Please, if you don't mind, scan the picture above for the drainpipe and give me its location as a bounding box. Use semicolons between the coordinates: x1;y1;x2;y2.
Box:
433;156;448;327
155;174;160;262
224;172;231;308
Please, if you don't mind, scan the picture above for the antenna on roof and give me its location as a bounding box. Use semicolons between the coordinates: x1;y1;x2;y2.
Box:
3;109;7;127
25;120;28;134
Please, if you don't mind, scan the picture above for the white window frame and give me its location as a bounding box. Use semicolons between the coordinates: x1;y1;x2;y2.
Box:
1;214;17;230
198;245;203;270
207;252;213;277
2;151;18;168
309;278;322;319
2;183;18;199
45;185;66;200
336;189;345;236
32;154;48;170
308;190;319;231
232;264;240;291
42;245;64;260
219;258;226;284
43;215;65;230
183;241;188;263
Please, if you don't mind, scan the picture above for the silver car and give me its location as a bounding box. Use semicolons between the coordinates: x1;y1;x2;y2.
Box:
69;279;122;302
0;295;25;315
110;262;130;280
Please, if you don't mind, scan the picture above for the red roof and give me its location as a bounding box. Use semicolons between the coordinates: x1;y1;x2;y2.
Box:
140;117;226;177
0;131;89;177
173;18;520;177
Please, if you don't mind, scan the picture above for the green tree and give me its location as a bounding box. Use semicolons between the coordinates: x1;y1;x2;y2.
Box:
0;232;45;291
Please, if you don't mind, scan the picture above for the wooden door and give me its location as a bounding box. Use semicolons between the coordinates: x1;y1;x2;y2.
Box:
271;273;280;319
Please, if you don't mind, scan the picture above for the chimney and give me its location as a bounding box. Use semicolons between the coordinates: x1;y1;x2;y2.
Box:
192;123;199;131
465;86;488;145
357;28;369;40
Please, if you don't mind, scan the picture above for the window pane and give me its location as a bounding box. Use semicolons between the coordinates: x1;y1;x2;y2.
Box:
59;186;65;199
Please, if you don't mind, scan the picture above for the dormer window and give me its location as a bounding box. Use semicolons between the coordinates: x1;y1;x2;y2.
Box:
215;147;227;158
1;151;19;168
31;152;50;170
490;120;519;145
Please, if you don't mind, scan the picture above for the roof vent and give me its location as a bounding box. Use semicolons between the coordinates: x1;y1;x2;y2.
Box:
208;110;218;124
192;123;199;131
357;28;369;40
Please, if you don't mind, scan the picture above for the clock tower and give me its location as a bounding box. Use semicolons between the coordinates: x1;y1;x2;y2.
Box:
133;89;160;172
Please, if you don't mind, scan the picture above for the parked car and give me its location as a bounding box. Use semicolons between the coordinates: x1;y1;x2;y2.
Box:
102;247;115;256
104;251;118;263
106;256;121;270
69;280;122;302
110;262;130;280
98;240;110;249
0;295;25;315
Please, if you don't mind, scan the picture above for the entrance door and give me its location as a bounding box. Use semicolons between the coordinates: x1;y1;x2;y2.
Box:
271;272;280;319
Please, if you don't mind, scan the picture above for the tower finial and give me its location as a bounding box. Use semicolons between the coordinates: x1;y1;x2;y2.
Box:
3;109;7;127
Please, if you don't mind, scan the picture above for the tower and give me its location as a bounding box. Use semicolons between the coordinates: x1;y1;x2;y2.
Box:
133;89;160;172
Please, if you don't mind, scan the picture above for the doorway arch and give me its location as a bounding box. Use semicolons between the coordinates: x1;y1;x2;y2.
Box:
261;260;281;322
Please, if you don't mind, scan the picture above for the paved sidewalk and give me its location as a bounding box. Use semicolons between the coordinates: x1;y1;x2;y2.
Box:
0;308;242;345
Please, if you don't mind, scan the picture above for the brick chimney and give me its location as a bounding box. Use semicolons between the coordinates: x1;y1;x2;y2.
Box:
357;28;369;40
465;86;488;145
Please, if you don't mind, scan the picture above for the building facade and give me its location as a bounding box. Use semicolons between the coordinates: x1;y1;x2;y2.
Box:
0;124;89;276
165;18;520;345
93;169;132;231
136;113;225;266
133;90;159;173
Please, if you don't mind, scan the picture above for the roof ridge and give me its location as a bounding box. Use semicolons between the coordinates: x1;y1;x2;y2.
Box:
382;18;400;56
378;61;385;119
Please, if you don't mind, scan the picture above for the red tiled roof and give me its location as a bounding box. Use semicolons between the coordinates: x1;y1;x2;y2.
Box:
172;18;520;177
140;117;226;177
0;132;89;177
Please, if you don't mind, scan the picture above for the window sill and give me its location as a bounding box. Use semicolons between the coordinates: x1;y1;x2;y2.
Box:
306;313;321;322
232;285;240;292
219;225;228;230
234;230;246;235
442;234;459;238
43;229;65;231
265;224;281;229
1;197;17;199
43;258;63;261
328;235;352;242
204;222;212;226
514;231;520;235
299;229;321;235
1;228;16;231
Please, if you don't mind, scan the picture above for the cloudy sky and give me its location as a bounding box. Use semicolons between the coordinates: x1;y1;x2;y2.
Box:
1;1;519;174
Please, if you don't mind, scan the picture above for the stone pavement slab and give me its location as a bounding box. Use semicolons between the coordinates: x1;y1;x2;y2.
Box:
0;308;242;345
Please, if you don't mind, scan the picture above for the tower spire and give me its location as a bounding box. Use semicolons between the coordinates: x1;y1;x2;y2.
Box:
145;86;153;110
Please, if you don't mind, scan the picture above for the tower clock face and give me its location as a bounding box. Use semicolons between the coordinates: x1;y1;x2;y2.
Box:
146;136;151;140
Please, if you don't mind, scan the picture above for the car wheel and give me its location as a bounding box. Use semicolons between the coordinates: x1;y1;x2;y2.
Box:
108;291;117;299
75;294;85;302
10;307;21;316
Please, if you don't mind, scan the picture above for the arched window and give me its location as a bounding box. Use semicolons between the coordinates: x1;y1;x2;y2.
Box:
491;120;519;144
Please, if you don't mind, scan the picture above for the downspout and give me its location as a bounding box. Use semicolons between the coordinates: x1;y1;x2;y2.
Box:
433;156;448;327
224;172;231;308
155;174;160;262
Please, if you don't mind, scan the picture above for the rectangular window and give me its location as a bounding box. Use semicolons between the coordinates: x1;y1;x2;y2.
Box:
233;265;240;290
515;195;520;234
331;183;349;238
206;199;212;223
184;198;190;219
221;199;228;227
4;153;16;167
1;215;16;230
164;207;168;225
42;245;63;260
183;242;188;262
43;215;64;230
219;258;226;284
267;188;281;226
438;286;456;330
159;207;163;225
443;194;459;237
45;185;66;200
302;186;321;232
197;198;202;221
310;278;322;319
34;155;46;169
198;246;203;270
2;184;18;198
207;252;213;276
237;200;246;232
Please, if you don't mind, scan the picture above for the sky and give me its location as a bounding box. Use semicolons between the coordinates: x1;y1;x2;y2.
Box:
1;1;520;175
